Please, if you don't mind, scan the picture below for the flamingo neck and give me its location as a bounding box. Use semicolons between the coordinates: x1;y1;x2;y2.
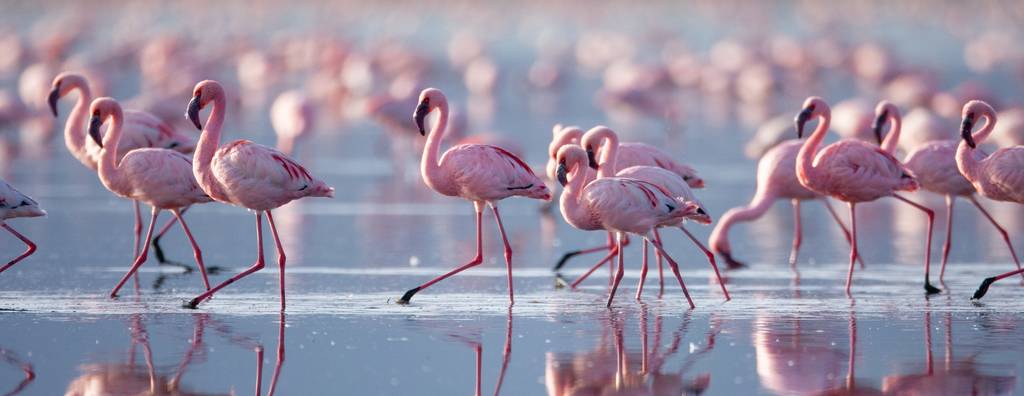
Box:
559;161;596;229
956;112;996;183
548;129;581;158
971;112;996;146
97;111;126;191
596;131;619;179
194;93;227;190
708;190;775;253
880;112;901;154
64;82;93;164
420;100;451;194
796;112;830;190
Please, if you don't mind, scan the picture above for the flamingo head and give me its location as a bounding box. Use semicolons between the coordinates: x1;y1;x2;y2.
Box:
872;100;898;145
186;80;224;130
48;72;87;117
960;100;995;149
688;205;712;224
413;88;446;136
581;126;617;171
794;96;828;139
87;97;122;149
555;145;587;187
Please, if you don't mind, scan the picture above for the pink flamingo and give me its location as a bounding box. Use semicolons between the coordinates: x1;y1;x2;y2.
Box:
556;144;700;308
49;72;198;268
794;96;939;294
396;88;550;305
956;101;1024;299
184;80;334;309
87;98;214;298
0;179;45;274
708;139;862;269
886;102;1021;282
573;126;728;301
270;90;315;156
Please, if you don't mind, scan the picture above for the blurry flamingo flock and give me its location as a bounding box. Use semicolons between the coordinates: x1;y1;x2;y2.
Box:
0;1;1023;311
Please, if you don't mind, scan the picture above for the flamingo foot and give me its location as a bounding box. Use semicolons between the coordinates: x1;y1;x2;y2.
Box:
554;273;569;289
924;280;941;295
183;299;200;309
396;287;421;305
719;251;747;270
972;277;996;300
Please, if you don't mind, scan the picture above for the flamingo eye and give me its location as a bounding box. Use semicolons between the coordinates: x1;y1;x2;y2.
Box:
697;208;706;215
683;176;691;181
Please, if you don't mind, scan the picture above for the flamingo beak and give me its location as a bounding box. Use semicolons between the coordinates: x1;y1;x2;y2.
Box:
47;83;61;117
872;110;888;145
413;100;430;136
585;146;599;170
795;107;813;138
556;161;569;186
186;94;202;130
88;113;103;148
961;113;976;149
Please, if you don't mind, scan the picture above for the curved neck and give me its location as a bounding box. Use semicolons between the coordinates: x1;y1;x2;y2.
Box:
956;112;995;183
63;83;92;157
971;112;996;146
596;132;619;179
420;100;450;191
797;112;830;189
709;191;775;253
559;160;594;227
880;112;901;154
194;93;227;174
97;111;126;187
549;129;581;158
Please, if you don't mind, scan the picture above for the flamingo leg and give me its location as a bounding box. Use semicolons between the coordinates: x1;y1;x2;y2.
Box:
939;195;955;281
789;199;803;266
823;198;865;269
569;247;618;289
265;210;287;311
647;233;695;309
489;204;516;305
968;195;1024;280
171;209;211;290
654;228;665;297
397;203;484;304
255;344;265;396
151;213;183;266
845;203;858;295
552;232;615;272
679;225;730;301
606;232;626;307
636;237;649;300
186;212;266;309
892;194;940;294
133;200;143;260
111;207;160;298
0;224;37;274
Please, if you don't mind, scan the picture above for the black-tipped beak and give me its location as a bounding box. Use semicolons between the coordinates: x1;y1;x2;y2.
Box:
47;85;61;117
556;162;569;186
186;95;202;130
872;110;888;145
88;114;103;148
413;101;430;136
794;107;813;139
586;146;599;170
961;113;976;149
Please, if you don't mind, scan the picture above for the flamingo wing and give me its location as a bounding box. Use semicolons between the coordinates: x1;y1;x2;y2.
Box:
987;148;1024;201
441;144;543;200
214;140;316;192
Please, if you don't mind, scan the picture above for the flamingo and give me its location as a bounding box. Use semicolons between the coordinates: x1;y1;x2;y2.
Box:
954;101;1024;299
0;179;45;274
572;126;729;301
885;101;1021;282
556;144;700;308
270;90;315;156
794;96;939;294
708;139;862;270
87;98;214;298
183;80;334;309
49;72;198;268
396;88;550;305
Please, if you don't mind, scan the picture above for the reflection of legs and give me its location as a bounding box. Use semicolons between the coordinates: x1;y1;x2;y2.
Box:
789;199;803;266
187;213;266;308
969;196;1024;280
267;313;286;396
491;309;513;396
680;225;730;301
892;194;940;294
397;203;484;304
606;233;626;308
647;234;695;309
111;208;160;298
490;204;516;305
172;209;210;290
0;224;37;273
266;211;287;310
823;199;864;268
474;344;482;396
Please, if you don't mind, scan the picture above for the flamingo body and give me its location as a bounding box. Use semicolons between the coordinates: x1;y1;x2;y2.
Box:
0;181;45;221
904;141;975;196
804;139;917;202
429;143;548;202
206;140;332;211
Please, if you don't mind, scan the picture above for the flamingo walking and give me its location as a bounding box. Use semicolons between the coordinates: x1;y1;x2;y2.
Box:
87;98;214;298
396;88;551;305
883;101;1021;282
555;144;699;308
0;180;45;274
270;90;315;156
184;80;334;309
953;101;1024;299
794;97;939;294
49;72;197;267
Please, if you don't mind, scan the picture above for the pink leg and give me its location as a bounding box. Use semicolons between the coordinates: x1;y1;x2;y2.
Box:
636;237;649;300
789;199;803;266
553;232;615;272
893;194;940;294
172;209;210;290
111;208;160;298
397;203;484;304
654;229;665;297
151;213;181;265
0;224;37;273
647;233;695;309
823;198;865;269
569;248;617;289
132;200;143;259
968;195;1024;280
845;203;858;295
186;213;266;308
939;195;954;281
490;204;515;306
679;225;731;301
606;233;626;307
265;211;287;311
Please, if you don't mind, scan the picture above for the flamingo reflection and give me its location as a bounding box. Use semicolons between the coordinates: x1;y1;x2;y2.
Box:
0;346;34;395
